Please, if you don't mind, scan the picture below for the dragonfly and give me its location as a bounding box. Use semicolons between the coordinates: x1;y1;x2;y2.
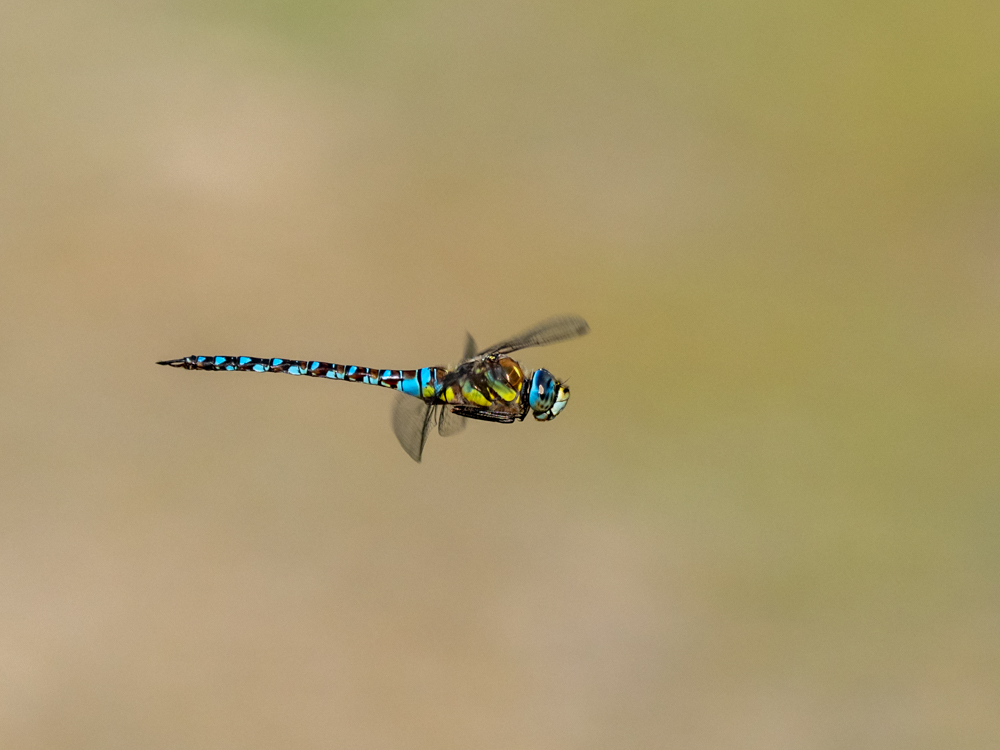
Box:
157;315;589;462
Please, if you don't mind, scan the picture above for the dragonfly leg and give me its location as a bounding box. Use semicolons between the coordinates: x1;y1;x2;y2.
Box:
449;406;518;424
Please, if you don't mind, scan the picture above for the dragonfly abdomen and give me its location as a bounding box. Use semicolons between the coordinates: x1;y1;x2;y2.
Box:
156;355;446;398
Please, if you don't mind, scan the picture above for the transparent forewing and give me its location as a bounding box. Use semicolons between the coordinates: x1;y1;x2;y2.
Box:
437;405;467;437
478;315;590;356
391;393;435;462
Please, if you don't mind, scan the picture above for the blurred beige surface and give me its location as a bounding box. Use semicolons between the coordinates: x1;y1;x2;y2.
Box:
2;1;999;747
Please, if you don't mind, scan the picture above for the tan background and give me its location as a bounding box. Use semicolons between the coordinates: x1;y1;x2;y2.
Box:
2;1;999;747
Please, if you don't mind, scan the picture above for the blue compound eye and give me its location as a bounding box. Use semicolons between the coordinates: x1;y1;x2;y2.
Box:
528;369;557;413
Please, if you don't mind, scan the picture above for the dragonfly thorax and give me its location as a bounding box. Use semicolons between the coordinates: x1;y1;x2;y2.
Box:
484;356;524;402
441;356;525;409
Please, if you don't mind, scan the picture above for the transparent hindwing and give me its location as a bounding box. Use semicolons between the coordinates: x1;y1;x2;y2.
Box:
438;332;476;437
391;332;477;461
391;394;436;462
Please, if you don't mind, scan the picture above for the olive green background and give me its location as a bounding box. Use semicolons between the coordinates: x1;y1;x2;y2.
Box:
2;1;998;747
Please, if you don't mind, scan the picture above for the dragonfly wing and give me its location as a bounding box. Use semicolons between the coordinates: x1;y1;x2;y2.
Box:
478;315;589;356
462;332;478;362
392;393;435;462
437;332;476;437
438;405;467;436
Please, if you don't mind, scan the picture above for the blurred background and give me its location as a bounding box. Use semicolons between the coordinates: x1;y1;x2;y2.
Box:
2;0;998;747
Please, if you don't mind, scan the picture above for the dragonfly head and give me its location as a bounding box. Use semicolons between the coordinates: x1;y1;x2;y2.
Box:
527;369;570;421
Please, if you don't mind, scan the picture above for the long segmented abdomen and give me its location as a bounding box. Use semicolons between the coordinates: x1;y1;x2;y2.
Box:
157;355;446;399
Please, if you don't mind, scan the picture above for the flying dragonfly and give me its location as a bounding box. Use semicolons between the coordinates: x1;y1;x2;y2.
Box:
157;315;589;462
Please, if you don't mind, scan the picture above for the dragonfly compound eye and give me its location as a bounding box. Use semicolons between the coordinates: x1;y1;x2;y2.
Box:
528;369;557;414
